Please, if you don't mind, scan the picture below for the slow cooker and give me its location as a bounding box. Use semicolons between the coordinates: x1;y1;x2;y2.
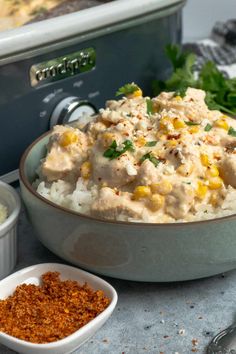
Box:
0;0;185;182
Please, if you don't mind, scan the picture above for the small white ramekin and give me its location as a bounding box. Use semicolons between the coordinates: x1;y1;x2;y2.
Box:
0;263;118;354
0;181;21;280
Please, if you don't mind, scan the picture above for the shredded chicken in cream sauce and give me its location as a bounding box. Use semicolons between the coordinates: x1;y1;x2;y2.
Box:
37;88;236;222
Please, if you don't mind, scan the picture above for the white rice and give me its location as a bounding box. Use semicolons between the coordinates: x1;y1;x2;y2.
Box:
36;179;236;223
37;178;96;215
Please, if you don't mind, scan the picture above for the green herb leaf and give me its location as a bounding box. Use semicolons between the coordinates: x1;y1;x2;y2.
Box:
228;126;236;137
103;140;117;158
152;45;196;97
184;121;200;126
103;140;134;159
145;141;157;147
116;83;140;97
174;87;188;98
152;44;236;116
140;152;160;167
204;123;212;132
165;44;195;71
146;98;154;115
122;140;135;152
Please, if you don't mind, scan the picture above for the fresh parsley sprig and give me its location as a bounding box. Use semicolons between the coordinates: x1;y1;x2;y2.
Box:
116;83;140;97
146;98;154;115
103;140;134;160
228;126;236;137
145;141;157;147
184;121;200;126
140;152;160;167
153;44;236;116
152;44;196;99
204;123;212;132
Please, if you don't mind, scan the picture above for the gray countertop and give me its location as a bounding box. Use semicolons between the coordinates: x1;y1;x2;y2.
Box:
1;206;236;354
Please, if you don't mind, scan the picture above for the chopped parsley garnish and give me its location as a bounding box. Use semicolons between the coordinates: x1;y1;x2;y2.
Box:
184;121;200;126
204;123;212;132
145;141;157;147
146;98;154;115
103;140;134;160
152;44;236;116
174;87;188;98
228;126;236;137
116;83;140;97
140;152;160;167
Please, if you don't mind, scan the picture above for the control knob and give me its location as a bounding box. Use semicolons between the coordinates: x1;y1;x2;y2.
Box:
50;96;97;128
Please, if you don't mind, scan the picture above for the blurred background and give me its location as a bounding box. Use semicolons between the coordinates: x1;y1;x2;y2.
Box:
183;0;236;41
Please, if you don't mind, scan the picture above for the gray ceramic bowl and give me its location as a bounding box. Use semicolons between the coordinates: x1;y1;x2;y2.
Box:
19;132;236;282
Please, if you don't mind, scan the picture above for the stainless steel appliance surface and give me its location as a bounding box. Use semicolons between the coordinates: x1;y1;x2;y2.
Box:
0;0;184;183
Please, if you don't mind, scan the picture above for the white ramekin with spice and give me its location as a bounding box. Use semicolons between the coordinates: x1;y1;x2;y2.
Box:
0;181;21;279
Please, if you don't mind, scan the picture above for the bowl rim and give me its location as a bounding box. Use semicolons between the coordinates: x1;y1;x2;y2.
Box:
19;130;236;227
0;180;21;235
0;262;118;349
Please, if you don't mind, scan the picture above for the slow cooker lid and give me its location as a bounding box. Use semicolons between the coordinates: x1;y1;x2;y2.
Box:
0;0;185;60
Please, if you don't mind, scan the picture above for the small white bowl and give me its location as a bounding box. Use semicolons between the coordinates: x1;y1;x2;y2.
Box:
0;181;21;280
0;263;118;354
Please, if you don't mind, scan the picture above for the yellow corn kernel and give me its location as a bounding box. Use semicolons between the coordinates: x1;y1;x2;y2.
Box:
189;126;200;134
173;95;182;101
214;119;229;130
101;132;115;148
200;154;210;167
209;192;218;207
159;116;171;131
176;163;194;177
59;131;78;147
173;118;185;130
150;181;172;195
162;115;171;121
127;88;143;98
133;186;151;200
80;161;91;179
136;136;147;147
208;176;223;190
167;139;178;147
206;165;219;178
221;114;230;122
148;194;165;211
195;181;208;199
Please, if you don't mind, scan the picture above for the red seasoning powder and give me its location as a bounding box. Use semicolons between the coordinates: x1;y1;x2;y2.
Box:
0;271;110;343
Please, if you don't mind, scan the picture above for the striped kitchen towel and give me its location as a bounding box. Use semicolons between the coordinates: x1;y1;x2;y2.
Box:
183;19;236;77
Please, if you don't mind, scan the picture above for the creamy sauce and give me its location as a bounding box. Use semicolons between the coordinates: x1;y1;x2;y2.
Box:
37;88;236;222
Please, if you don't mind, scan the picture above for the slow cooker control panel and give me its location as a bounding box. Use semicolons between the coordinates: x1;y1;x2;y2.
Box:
50;96;97;128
